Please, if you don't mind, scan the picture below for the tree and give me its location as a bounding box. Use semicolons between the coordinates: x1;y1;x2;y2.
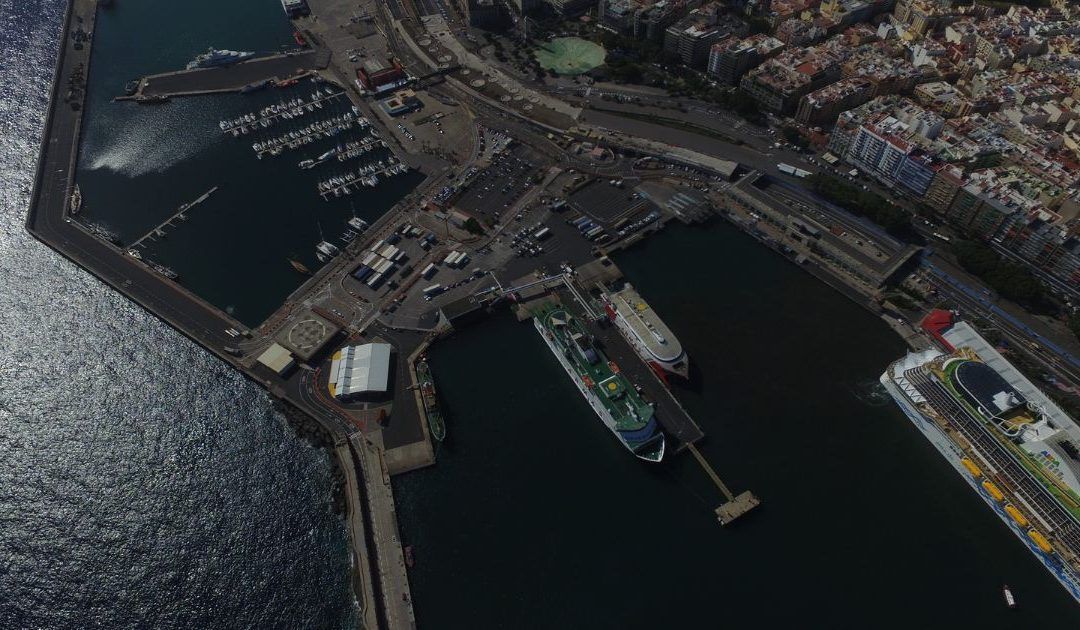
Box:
463;217;485;235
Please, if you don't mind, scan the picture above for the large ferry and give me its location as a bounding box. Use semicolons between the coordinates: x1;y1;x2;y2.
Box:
602;283;688;380
881;310;1080;604
534;305;665;462
186;48;255;70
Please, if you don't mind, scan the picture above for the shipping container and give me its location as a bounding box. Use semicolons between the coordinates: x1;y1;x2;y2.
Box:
533;227;551;240
361;252;379;267
352;265;374;281
571;216;590;228
585;226;604;239
423;284;443;296
421;263;438;279
366;272;384;288
443;252;458;266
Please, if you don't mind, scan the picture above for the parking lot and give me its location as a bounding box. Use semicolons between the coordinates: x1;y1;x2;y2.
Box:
453;145;542;222
342;223;436;303
568;178;651;223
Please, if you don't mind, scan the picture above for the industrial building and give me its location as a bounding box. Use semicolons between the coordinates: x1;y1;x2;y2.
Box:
379;89;423;117
329;343;393;401
257;343;296;376
357;58;409;94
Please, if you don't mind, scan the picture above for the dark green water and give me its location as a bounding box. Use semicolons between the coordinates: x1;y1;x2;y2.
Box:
75;0;422;326
394;220;1080;628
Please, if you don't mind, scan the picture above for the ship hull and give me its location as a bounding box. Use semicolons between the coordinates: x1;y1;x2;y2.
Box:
534;316;664;462
880;368;1080;603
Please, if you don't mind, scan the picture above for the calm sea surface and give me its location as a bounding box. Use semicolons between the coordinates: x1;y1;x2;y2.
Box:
1;1;356;627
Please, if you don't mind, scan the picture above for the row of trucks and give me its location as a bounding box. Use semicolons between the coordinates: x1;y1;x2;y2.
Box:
569;215;608;242
352;239;409;289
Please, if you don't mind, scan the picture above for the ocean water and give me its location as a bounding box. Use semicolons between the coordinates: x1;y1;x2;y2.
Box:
0;2;356;627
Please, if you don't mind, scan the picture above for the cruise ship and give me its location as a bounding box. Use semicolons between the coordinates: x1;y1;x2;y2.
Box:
534;305;665;462
602;283;688;380
185;48;255;70
881;310;1080;603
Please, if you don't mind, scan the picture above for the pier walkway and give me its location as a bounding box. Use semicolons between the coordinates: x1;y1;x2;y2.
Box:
126;49;331;100
128;186;218;249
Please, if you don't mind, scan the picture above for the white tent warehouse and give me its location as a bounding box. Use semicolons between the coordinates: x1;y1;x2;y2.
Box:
329;343;392;400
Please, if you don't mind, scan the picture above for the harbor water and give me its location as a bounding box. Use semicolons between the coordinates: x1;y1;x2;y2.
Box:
1;1;359;627
394;221;1080;628
74;0;422;326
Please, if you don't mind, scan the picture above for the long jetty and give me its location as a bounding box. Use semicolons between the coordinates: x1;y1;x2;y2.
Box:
120;49;331;101
128;186;218;249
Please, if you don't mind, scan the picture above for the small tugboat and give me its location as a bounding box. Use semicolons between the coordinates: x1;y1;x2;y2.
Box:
404;546;415;569
1002;584;1017;609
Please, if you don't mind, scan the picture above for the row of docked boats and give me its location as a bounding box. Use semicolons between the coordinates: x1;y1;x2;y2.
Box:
313;215;372;263
316;159;409;198
218;86;342;135
297;135;387;170
251;112;359;157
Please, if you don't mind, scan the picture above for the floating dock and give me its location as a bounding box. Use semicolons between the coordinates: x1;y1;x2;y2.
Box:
685;443;760;525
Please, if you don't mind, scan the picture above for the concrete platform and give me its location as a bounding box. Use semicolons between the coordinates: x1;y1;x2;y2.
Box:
715;491;761;525
131;50;330;99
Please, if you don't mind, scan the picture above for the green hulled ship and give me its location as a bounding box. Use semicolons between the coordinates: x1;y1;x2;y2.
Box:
417;359;445;442
533;305;665;462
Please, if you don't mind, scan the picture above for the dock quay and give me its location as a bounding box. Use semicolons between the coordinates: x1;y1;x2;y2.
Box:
121;49;331;101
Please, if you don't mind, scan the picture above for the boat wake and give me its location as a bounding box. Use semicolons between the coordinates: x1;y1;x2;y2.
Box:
85;108;214;177
849;378;893;407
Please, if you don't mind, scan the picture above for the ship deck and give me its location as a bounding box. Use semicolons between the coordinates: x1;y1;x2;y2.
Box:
539;306;652;432
611;285;684;363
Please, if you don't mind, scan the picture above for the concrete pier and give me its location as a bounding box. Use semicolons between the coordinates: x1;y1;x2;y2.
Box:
123;49;331;100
